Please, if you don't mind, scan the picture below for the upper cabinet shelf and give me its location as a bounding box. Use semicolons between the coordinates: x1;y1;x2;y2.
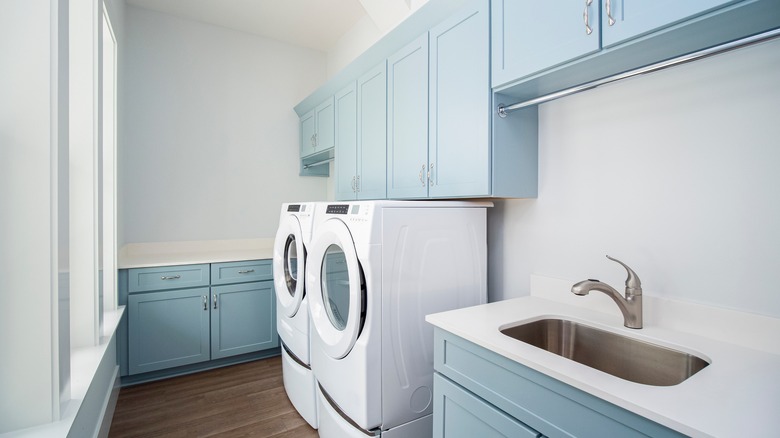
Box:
493;0;780;100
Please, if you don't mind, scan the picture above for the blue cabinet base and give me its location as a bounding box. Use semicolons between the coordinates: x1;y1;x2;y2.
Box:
433;328;685;438
119;348;280;387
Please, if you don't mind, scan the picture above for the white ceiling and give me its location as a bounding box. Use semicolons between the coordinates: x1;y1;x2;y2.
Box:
126;0;370;51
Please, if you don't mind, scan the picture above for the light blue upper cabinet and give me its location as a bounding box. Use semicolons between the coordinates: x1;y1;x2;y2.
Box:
492;0;780;96
492;0;601;88
429;0;490;198
335;64;388;201
314;97;335;153
300;96;334;159
357;62;387;200
602;0;742;47
299;109;316;158
387;33;430;199
334;82;358;201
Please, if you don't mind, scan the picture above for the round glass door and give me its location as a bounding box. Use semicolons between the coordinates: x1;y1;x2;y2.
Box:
321;244;349;330
283;234;299;297
273;215;306;318
307;218;365;359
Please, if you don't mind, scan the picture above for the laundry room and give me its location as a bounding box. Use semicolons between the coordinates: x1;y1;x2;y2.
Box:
2;0;780;437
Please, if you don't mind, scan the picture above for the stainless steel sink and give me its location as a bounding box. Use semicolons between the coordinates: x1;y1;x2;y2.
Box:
500;318;709;386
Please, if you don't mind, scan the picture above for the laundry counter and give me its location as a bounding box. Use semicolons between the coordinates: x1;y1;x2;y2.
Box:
118;238;275;269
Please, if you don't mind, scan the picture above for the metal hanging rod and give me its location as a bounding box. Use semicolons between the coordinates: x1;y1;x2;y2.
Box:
302;157;334;169
497;28;780;118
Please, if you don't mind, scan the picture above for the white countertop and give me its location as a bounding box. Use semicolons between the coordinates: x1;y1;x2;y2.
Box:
118;238;275;269
426;276;780;437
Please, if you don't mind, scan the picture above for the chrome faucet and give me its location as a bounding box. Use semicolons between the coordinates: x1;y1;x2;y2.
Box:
572;255;643;329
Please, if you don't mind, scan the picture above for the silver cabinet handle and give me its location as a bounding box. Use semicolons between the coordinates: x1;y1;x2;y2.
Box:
351;176;356;192
356;175;360;192
583;0;593;35
213;294;218;310
428;163;434;186
161;275;181;280
310;133;316;147
606;0;616;26
202;295;207;311
419;164;426;187
238;269;255;274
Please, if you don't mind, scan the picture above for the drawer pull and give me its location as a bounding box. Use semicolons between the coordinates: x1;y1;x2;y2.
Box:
213;294;218;310
238;269;255;274
583;0;593;35
161;275;181;280
606;0;616;26
202;295;207;310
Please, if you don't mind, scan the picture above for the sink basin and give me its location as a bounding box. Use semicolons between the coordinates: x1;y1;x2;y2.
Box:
500;318;709;386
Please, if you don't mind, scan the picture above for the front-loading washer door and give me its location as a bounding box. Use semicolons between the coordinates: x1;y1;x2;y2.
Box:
308;218;365;360
273;214;306;318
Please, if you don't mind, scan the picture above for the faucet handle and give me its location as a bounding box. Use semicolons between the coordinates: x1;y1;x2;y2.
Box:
606;255;642;295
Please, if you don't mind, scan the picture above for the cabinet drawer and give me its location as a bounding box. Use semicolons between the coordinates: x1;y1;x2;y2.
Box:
433;373;541;438
434;329;685;438
211;259;272;285
128;264;210;293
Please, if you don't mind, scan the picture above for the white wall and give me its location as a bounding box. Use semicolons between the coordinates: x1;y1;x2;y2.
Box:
488;39;780;319
121;6;328;244
327;14;383;78
326;0;430;77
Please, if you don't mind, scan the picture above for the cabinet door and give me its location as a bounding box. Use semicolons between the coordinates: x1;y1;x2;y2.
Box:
128;287;210;375
602;0;741;47
387;33;429;199
211;281;278;360
433;374;541;438
335;82;358;201
429;0;490;198
300;109;316;158
315;96;335;153
357;61;387;200
492;0;600;87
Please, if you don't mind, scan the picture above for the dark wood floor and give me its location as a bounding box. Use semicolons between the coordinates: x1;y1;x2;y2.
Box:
109;356;319;438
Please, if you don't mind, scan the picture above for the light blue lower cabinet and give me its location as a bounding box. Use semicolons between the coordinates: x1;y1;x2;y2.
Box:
433;328;686;438
120;261;280;380
433;374;541;438
128;287;211;375
211;281;278;359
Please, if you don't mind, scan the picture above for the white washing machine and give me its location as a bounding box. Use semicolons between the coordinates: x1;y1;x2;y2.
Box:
306;200;489;438
273;202;318;428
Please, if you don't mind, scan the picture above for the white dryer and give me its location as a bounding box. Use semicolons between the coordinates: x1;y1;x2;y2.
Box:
273;202;318;428
307;201;489;438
